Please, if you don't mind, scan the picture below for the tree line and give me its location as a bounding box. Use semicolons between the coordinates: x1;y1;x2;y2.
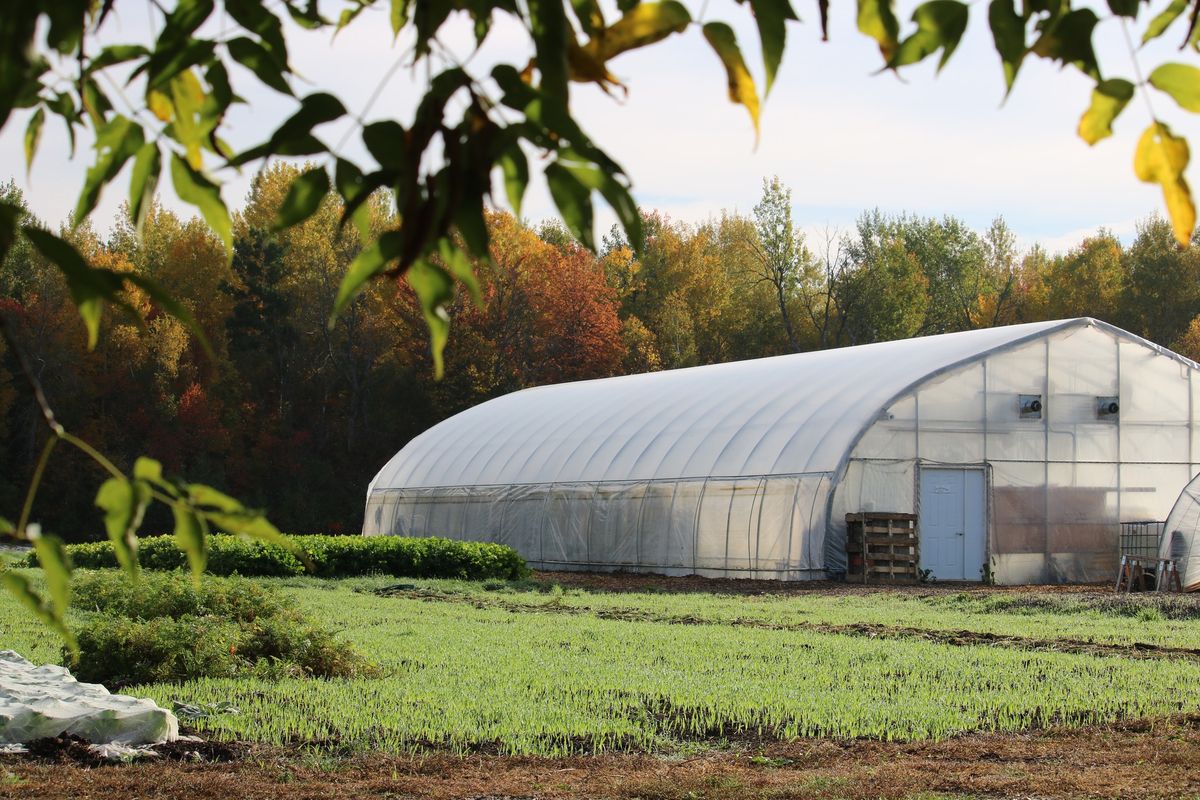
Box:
2;167;1198;541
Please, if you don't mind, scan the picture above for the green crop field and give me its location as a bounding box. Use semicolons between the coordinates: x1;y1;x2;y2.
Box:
3;570;1200;757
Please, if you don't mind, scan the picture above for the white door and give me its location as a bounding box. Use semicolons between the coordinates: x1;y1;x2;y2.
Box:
919;468;986;581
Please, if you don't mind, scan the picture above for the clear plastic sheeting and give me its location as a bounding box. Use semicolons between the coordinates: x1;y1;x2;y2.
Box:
834;322;1198;583
0;651;178;745
365;474;831;578
368;318;1200;583
1162;473;1200;590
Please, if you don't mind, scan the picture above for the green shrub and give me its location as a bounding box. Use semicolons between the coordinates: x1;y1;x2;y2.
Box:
29;534;529;581
71;570;291;621
68;572;374;685
72;615;242;685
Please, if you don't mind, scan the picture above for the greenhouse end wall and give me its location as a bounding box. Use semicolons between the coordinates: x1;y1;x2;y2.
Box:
832;324;1199;584
364;474;832;578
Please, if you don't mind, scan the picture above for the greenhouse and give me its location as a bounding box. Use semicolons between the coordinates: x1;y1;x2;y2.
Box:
1161;475;1200;591
364;317;1200;584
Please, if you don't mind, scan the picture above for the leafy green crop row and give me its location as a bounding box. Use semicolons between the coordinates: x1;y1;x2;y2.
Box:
19;535;529;581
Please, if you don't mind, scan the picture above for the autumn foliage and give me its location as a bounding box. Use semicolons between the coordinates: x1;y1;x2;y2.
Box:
1;168;1198;541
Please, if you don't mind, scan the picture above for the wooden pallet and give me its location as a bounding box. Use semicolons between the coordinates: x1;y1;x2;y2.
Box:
846;512;919;584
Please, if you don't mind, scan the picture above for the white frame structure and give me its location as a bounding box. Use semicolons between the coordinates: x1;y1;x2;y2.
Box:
365;318;1200;584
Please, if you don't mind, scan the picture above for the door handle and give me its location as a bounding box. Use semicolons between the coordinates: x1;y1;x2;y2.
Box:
955;532;965;536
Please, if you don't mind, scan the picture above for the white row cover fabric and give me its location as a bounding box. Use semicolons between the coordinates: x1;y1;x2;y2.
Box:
1162;474;1200;590
0;651;179;745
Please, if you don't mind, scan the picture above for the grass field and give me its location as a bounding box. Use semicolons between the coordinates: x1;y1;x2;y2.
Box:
3;568;1200;759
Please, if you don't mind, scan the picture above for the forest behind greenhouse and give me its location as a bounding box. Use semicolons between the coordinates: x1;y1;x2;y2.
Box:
2;166;1198;540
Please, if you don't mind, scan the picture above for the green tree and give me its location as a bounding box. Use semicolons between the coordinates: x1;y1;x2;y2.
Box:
1121;215;1200;345
749;176;813;352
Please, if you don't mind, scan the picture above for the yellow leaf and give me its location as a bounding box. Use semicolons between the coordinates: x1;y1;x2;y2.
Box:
1077;79;1134;146
147;90;173;122
1134;122;1195;246
568;42;624;93
583;1;691;62
703;22;760;141
1163;177;1197;246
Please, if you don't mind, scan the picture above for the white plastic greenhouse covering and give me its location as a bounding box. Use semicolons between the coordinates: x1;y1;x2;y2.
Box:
1161;474;1200;591
366;317;1200;583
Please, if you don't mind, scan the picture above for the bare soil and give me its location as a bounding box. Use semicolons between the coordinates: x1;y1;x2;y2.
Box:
4;716;1200;799
528;570;1115;596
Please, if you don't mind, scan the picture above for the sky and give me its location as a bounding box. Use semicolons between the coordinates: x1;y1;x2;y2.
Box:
0;1;1195;254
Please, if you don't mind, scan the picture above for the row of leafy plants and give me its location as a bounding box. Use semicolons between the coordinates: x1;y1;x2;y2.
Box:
68;571;373;686
22;534;530;581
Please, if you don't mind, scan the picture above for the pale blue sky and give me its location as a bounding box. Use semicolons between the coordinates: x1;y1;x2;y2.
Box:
0;1;1194;253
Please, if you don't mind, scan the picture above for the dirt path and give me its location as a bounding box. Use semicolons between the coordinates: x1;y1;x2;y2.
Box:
374;585;1200;662
4;716;1199;799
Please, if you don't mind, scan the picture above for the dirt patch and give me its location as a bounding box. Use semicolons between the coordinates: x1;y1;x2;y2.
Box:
528;569;1114;596
373;584;1200;662
14;733;243;767
4;716;1200;799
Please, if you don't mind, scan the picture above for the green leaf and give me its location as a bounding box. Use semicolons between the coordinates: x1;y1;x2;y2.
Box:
227;36;293;95
556;149;643;253
988;0;1025;93
406;259;455;379
170;153;232;259
331;230;403;319
1106;0;1140;17
1149;62;1200;112
129;142;161;239
335;158;375;243
88;44;151;71
585;1;691;60
133;456;167;487
171;500;207;584
546;161;595;250
24;106;44;176
226;0;289;60
437;238;481;305
229;92;346;166
1143;0;1188;44
0;516;13;536
362;120;407;170
1078;78;1134;145
892;1;969;72
528;0;569;107
0;203;18;263
702;22;760;140
748;0;797;95
22;226;125;348
95;476;149;578
858;0;901;61
1;572;77;657
188;483;295;551
75;115;145;225
31;532;71;617
1134;121;1196;246
498;141;529;217
274;166;330;231
1030;8;1100;80
390;0;412;36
